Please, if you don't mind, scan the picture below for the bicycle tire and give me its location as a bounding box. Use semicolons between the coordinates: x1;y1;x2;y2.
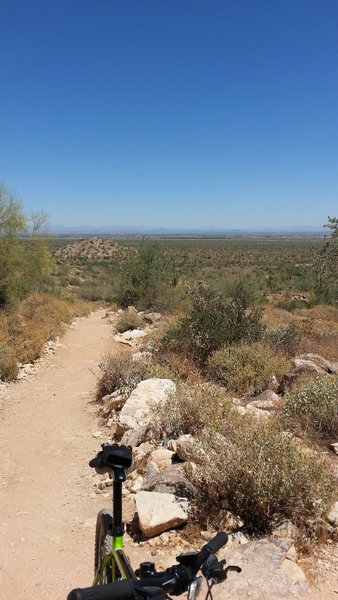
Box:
94;508;114;583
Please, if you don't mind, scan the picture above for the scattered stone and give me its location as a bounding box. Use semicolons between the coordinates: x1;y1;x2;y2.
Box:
92;431;102;439
135;491;189;537
119;379;176;431
214;538;308;600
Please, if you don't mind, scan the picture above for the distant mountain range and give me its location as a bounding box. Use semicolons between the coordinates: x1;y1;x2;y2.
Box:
48;224;327;236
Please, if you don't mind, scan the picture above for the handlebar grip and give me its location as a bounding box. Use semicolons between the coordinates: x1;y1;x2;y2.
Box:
67;580;137;600
204;532;228;554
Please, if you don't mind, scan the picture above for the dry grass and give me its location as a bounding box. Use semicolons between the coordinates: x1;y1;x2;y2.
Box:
115;311;144;333
154;382;338;541
263;304;338;361
208;341;290;395
0;293;91;380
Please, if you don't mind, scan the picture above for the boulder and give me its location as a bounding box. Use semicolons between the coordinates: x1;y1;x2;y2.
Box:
213;538;308;600
114;329;148;342
292;358;325;373
281;362;327;389
150;448;174;469
119;378;176;431
175;434;196;461
142;464;197;499
295;353;335;372
249;390;281;411
121;426;152;447
135;491;189;537
271;520;299;540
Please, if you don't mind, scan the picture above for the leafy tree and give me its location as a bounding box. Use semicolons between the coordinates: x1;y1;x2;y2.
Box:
313;216;338;303
0;183;52;306
117;241;174;309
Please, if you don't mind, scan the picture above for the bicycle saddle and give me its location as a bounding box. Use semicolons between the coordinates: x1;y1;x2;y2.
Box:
89;443;133;471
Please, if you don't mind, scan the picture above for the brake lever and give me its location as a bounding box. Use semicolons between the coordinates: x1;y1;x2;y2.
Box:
202;554;241;583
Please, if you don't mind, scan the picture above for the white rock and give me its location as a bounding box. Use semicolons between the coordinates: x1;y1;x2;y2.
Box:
330;442;338;455
135;491;189;537
114;329;148;342
327;501;338;527
150;448;174;469
119;378;176;430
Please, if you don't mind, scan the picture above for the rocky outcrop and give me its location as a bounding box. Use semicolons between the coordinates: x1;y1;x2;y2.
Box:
135;491;189;537
118;378;176;431
214;538;308;600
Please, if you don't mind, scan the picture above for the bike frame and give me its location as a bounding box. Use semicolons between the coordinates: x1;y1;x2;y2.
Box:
92;463;136;585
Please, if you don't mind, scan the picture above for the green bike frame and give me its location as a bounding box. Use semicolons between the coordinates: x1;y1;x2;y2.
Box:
92;464;136;585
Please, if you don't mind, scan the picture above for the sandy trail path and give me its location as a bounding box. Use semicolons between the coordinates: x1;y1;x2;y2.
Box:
0;308;337;600
0;309;121;599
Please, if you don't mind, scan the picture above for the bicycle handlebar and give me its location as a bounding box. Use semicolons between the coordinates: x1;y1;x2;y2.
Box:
67;532;228;600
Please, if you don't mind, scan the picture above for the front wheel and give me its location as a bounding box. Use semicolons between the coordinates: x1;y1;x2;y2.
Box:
94;508;114;583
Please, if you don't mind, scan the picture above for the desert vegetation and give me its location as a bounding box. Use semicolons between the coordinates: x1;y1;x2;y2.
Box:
2;188;338;550
91;220;338;548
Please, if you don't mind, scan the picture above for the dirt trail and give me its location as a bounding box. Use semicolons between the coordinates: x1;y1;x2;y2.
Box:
0;310;121;599
0;309;337;600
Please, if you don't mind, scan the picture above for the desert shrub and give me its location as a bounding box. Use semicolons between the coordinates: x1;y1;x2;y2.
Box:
155;385;337;539
78;281;114;302
264;322;302;356
163;282;263;366
208;341;289;395
0;343;18;380
155;382;233;438
115;311;144;333
96;353;149;400
116;242;176;310
283;375;338;442
190;419;336;539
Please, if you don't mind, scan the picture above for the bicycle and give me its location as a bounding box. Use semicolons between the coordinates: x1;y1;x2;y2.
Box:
67;443;241;600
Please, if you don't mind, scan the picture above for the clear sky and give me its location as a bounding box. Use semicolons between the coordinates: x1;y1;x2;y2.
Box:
0;0;337;230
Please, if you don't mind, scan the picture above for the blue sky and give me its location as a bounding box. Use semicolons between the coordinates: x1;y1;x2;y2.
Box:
0;0;337;230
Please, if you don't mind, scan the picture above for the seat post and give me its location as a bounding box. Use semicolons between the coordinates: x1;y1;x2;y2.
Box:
112;465;125;537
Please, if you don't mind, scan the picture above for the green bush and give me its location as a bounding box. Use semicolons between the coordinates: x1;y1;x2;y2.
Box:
264;322;302;356
208;341;289;395
283;375;338;442
116;243;176;309
115;311;144;333
163;282;263;366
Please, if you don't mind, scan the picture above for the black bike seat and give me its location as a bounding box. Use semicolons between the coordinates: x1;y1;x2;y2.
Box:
89;443;133;470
